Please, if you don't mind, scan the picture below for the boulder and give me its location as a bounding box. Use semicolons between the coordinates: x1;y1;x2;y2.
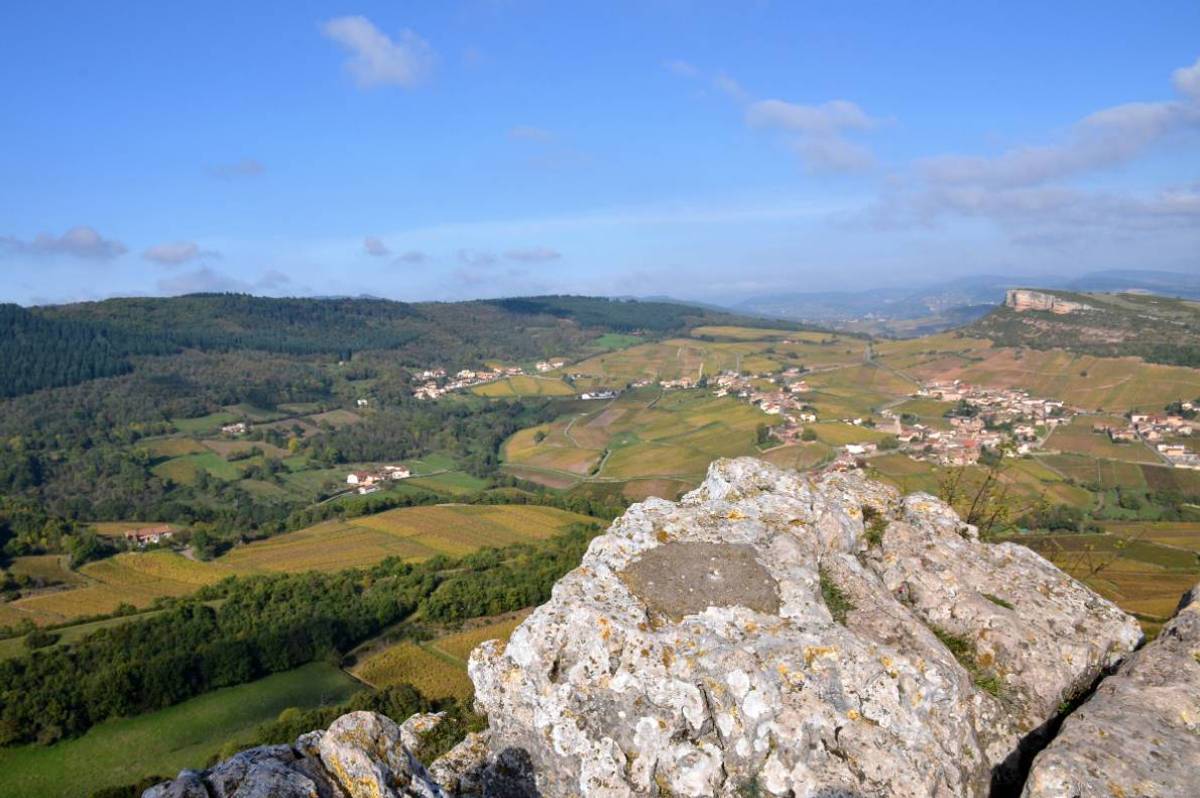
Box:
144;712;441;798
469;458;1142;797
1022;582;1200;798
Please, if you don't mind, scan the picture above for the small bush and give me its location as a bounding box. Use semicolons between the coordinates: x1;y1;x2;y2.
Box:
862;505;887;547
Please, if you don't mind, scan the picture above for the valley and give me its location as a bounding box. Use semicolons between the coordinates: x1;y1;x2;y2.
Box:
1;292;1199;796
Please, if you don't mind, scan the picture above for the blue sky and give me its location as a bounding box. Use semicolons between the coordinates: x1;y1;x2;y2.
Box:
1;1;1198;306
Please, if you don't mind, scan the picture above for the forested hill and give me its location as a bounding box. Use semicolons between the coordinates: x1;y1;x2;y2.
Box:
968;290;1200;367
7;293;784;399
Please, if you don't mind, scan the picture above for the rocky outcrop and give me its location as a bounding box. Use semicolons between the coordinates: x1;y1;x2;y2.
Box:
147;458;1155;798
1005;289;1090;315
1022;581;1200;798
144;711;444;798
467;458;1141;797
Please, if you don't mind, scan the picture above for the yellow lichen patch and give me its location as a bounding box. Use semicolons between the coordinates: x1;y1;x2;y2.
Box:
847;709;861;721
803;645;838;667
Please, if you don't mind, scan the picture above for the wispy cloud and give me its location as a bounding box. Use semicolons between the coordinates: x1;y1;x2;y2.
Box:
664;59;699;78
747;99;878;172
920;57;1200;189
1;226;127;260
321;16;434;89
143;241;219;266
877;54;1200;244
363;236;390;256
667;60;878;173
505;247;561;262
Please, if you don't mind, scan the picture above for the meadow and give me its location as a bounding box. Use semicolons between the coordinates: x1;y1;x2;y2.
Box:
0;663;359;798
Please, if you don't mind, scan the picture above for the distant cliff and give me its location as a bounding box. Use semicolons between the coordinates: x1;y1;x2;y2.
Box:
1004;289;1090;314
146;459;1200;798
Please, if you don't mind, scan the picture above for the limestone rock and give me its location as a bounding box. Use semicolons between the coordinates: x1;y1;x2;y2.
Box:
1022;582;1200;798
144;712;441;798
469;457;1141;797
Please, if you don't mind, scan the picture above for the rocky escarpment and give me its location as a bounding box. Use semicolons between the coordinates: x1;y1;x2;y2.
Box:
1022;583;1200;798
147;458;1165;798
1005;289;1090;315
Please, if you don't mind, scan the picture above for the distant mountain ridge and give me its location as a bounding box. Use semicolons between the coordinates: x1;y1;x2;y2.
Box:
728;269;1200;335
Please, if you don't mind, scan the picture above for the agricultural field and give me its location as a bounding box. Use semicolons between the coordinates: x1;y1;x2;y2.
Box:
0;663;359;798
7;552;234;625
169;411;238;435
1044;417;1160;463
5;505;595;626
471;375;575;397
891;345;1200;413
502;387;775;496
351;641;473;701
6;554;84;586
1018;532;1199;632
352;610;531;702
221;504;596;573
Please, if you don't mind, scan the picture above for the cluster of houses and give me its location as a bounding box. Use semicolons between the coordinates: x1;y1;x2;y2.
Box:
902;381;1074;464
123;525;175;547
220;421;249;436
412;365;527;400
535;359;566;372
1095;409;1199;469
708;368;818;444
345;464;412;494
579;389;620;401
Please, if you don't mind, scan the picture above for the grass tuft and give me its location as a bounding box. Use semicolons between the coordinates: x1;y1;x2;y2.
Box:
931;626;1005;698
982;593;1014;610
819;569;854;625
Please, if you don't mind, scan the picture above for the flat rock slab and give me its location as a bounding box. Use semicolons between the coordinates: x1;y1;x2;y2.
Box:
618;541;780;621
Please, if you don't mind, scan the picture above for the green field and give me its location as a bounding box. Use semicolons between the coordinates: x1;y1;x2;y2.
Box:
0;663;359;798
169;412;238;435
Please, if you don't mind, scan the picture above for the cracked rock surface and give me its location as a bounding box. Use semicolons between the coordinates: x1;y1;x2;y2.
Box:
1022;581;1200;798
468;458;1142;797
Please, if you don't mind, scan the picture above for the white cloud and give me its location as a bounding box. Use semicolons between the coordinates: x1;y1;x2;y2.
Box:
921;60;1200;189
143;241;219;265
505;247;561;262
747;99;878;172
363;236;390;256
1;226;127;259
747;99;876;136
712;73;749;102
1173;56;1200;101
321;16;434;89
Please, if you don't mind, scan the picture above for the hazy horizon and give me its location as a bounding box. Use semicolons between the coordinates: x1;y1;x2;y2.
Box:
2;1;1198;306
